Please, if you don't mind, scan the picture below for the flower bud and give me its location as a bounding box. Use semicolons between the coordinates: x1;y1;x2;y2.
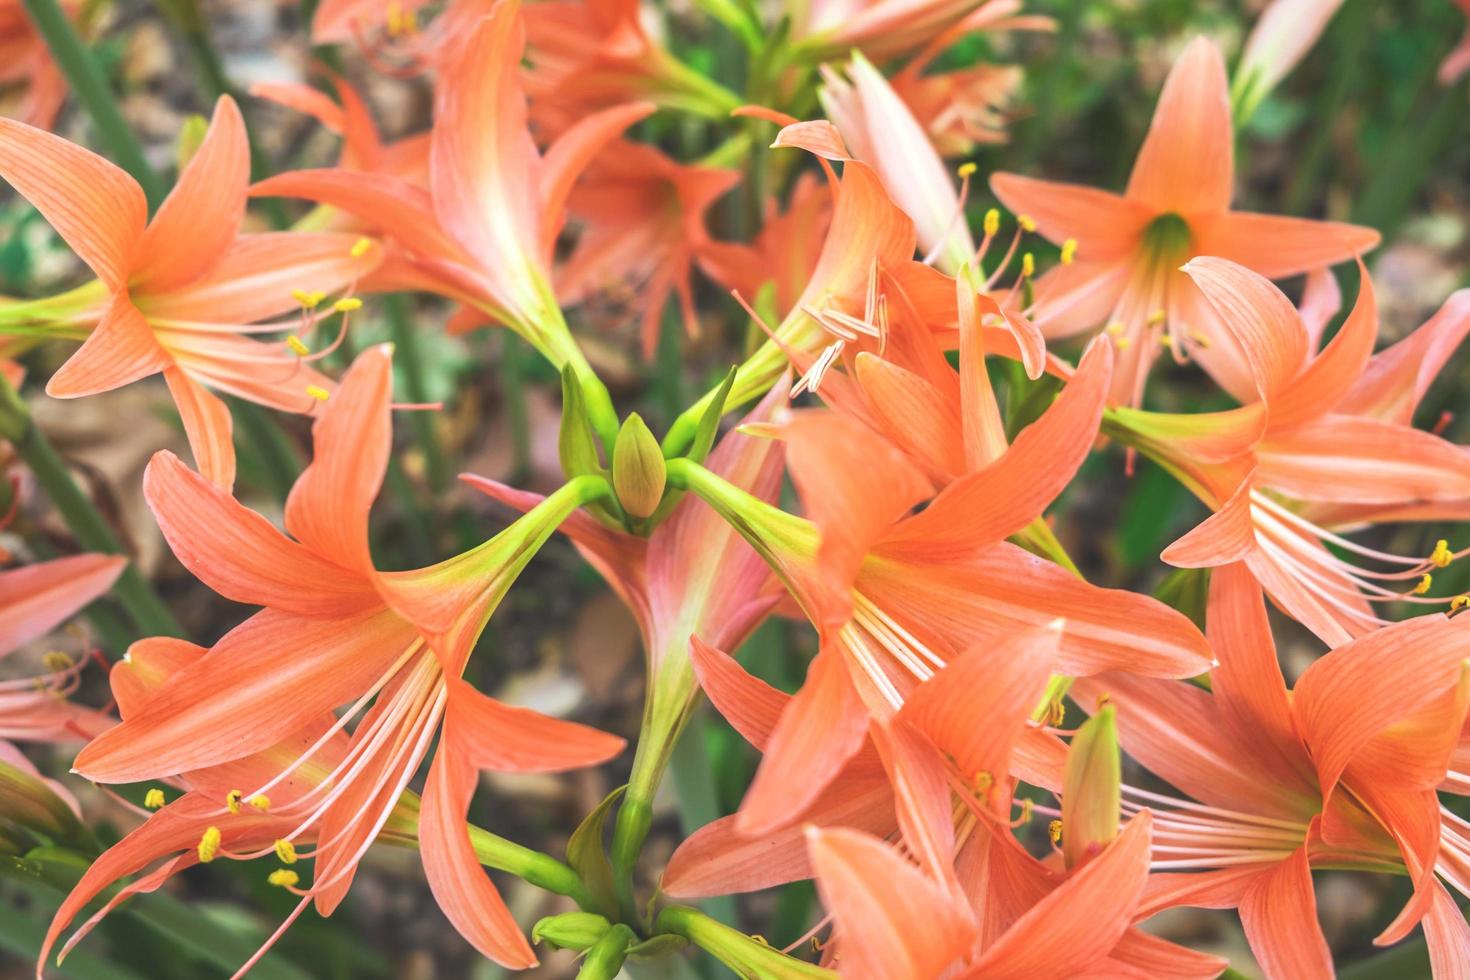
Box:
1061;703;1121;871
531;912;611;952
613;413;667;519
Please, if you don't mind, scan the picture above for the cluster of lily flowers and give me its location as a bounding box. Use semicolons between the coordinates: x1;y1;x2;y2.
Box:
2;0;1470;977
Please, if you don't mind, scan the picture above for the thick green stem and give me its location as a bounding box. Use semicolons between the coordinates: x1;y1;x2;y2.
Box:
0;378;181;637
20;0;166;208
655;907;835;979
465;824;597;911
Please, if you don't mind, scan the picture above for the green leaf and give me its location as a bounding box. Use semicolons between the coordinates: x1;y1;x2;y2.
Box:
685;366;739;468
559;365;605;480
566;786;626;918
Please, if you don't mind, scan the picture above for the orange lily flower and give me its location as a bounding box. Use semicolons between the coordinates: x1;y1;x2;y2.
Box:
252;0;653;381
69;347;624;970
311;0;432;46
991;36;1379;406
0;95;380;489
1116;259;1470;645
0;553;123;744
666;356;1212;834
523;0;741;127
1074;563;1470;979
556;140;741;357
0;0;69;129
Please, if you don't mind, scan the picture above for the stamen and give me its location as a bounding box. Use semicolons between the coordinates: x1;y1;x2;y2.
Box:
226;789;243;814
1060;238;1078;265
267;868;300;888
286;336;310;356
249;794;271;812
350;237;374;258
1048;819;1063;845
274;839;298;864
1017;213;1037;233
197;827;222;863
305;385;331;402
143;788;165;810
291;290;326;310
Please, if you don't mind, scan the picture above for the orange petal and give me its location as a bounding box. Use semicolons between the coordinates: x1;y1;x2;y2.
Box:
871;718;957;885
161;367;235;491
1338;288;1470;425
781;410;933;623
45;297;169;398
1106;927;1231;980
898;624;1058;796
284;345;394;575
1257;415;1470;504
1161;474;1257;568
109;636;204;718
135;96;249;291
249;81;346;133
429;0;539;264
989;173;1150;257
956;279;1008;467
143;450;380;616
735;647;870;835
1237;844;1332;980
142;232;382;325
442;675;623;773
0;553;125;655
966;812;1152;979
805;827;975;980
689;635;788;751
73;606;416;783
852;352;966;480
420;741;538;968
1182;256;1307;402
1206;564;1309;784
1125;37;1233;216
0;117;145;289
663;772;894;898
772;119;851;160
881;336;1111;560
1266;264;1378;429
251;170;464;262
1293;612;1470;797
1194;210;1380;280
1028;260;1133;339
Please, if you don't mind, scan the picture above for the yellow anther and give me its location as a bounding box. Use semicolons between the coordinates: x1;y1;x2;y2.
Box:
1060;238;1078;265
1021;252;1035;278
274;839;297;864
1414;574;1433;596
1452;595;1469;613
41;650;74;672
144;788;166;810
332;297;363;313
305;385;331;402
973;770;994;801
1105;321;1125;336
197;826;221;863
226;789;243;814
350;237;374;258
249;794;271;812
1048;819;1063;845
286;335;310;357
292;289;327;310
957;161;978;179
1432;539;1454;568
1159;334;1174;348
1017;213;1037;233
268;868;300;888
983;208;1000;237
1114;336;1132;349
1147;308;1167;325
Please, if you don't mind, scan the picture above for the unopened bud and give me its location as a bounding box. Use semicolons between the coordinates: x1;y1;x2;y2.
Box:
532;912;611;952
612;414;666;519
1062;704;1120;871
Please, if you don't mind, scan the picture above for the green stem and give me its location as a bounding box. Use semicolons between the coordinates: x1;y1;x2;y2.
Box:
20;0;166;208
0;378;181;637
466;824;598;911
668;711;739;927
386;295;450;492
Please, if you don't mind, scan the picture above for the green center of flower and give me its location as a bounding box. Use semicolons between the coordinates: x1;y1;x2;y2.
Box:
1141;212;1193;261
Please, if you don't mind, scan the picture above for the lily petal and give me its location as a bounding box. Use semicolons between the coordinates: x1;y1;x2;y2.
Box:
45;296;169;398
1125;37;1233;216
161;367;236;491
0;554;125;655
1237;843;1332;980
